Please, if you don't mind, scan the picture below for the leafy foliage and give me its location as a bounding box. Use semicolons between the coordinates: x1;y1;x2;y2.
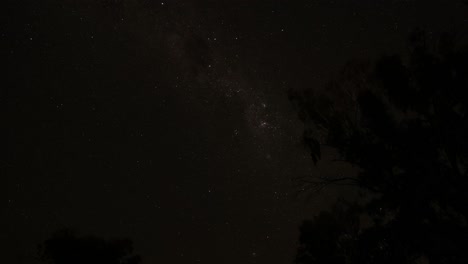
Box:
38;229;141;264
290;31;468;263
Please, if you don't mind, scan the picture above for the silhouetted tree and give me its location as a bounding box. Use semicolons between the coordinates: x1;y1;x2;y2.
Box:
296;201;362;264
38;229;141;264
290;31;468;263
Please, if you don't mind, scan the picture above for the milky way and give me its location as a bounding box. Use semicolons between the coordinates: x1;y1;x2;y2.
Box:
4;1;467;264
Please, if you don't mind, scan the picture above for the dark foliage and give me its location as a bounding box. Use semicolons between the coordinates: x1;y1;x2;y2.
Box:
290;31;468;263
38;229;141;264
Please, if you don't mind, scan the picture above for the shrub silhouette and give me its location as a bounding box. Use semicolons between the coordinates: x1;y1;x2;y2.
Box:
38;229;141;264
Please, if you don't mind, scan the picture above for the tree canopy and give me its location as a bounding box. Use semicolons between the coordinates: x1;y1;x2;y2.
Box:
38;229;141;264
290;31;468;263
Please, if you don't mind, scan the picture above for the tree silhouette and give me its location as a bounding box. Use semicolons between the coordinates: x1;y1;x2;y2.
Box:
290;31;468;263
38;229;142;264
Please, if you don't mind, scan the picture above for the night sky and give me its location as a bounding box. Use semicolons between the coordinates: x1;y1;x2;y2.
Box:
4;1;467;263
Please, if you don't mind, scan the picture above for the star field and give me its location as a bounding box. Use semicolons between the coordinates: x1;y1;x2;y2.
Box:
3;1;467;264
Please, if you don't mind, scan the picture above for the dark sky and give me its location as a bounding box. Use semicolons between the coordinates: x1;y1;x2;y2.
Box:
3;0;467;263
